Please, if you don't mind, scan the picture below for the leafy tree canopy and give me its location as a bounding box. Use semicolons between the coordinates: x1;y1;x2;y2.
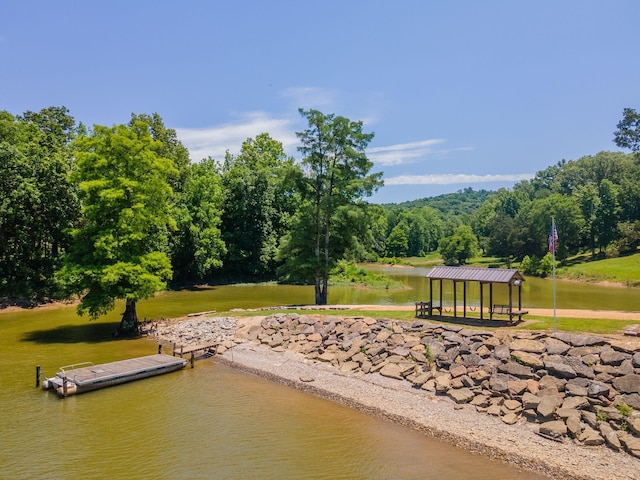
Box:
614;107;640;153
57;121;177;333
278;109;383;304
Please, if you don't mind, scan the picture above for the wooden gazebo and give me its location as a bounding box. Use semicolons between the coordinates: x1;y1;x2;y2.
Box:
416;266;528;323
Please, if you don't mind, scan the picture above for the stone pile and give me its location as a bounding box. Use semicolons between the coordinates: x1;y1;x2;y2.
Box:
154;316;237;348
244;313;640;458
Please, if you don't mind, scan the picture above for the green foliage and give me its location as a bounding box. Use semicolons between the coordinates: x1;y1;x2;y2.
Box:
519;255;533;274
171;158;226;283
57;120;177;328
277;109;383;304
385;224;409;257
386;187;492;217
383;206;444;257
521;253;554;277
616;402;633;418
0;107;80;301
596;408;608;423
616;221;640;253
438;225;479;265
538;253;554;276
329;260;400;289
424;344;433;363
221;133;297;278
614;107;640;153
7;104;640;304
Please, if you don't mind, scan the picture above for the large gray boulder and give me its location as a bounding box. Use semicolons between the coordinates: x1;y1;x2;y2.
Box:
613;374;640;394
448;387;475;404
537;394;561;419
539;420;567;438
544;359;577;379
600;346;631;366
618;432;640;458
599;422;621;451
509;338;546;354
498;361;534;379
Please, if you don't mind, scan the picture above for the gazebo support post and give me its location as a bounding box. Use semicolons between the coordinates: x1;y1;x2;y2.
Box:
453;280;457;318
509;283;513;319
463;281;467;317
428;278;433;315
489;284;494;319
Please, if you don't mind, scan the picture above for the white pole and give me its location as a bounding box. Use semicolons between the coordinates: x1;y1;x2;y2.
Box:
551;217;557;332
553;247;557;332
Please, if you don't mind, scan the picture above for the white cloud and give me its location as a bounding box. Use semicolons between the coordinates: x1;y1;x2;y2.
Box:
368;139;446;166
176;111;299;161
385;173;534;186
368;139;474;166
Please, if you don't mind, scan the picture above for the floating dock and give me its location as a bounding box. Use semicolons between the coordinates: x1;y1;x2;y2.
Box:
42;354;188;398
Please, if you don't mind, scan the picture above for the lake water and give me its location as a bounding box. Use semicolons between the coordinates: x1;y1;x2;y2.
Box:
8;265;633;479
365;265;640;311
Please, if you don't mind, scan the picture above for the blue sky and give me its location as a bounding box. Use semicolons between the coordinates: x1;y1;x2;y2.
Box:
2;1;638;203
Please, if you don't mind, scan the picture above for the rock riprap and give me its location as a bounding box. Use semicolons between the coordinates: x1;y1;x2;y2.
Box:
154;316;237;349
239;313;640;459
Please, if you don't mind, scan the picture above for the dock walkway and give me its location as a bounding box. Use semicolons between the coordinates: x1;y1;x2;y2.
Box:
43;354;187;397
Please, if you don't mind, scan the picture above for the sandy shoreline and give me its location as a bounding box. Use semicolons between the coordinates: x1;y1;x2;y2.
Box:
205;315;640;480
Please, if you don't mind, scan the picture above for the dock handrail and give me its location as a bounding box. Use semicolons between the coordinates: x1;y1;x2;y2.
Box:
59;362;94;375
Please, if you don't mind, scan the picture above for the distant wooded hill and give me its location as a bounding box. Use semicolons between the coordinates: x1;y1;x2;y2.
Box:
382;187;493;217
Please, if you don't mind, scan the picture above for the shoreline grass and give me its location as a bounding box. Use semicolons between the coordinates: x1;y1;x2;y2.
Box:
222;308;638;336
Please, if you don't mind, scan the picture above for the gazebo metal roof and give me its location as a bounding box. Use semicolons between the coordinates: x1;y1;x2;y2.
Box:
425;266;525;284
419;265;528;323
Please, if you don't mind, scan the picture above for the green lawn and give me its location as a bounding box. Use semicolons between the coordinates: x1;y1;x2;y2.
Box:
226;308;637;336
403;250;640;287
519;315;638;335
558;251;640;286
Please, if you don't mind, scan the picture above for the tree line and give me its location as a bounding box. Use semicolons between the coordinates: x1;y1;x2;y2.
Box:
0;107;383;332
382;110;640;270
2;105;640;331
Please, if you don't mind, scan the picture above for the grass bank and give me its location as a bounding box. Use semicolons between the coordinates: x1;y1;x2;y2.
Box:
225;307;639;336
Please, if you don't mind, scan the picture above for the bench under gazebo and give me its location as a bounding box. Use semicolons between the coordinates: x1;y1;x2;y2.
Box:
415;266;528;323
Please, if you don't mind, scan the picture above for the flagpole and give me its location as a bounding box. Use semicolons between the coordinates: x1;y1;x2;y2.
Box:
551;217;557;332
552;244;556;332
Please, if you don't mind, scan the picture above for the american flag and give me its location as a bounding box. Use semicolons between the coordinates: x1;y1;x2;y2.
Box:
548;218;558;254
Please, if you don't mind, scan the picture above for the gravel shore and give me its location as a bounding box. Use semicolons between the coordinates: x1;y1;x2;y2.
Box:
155;314;640;480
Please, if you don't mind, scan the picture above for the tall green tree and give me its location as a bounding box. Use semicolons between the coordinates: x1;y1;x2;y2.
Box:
594;179;619;252
0;107;79;301
126;113;225;284
438;225;478;265
128;113;191;193
58;121;177;334
171;158;226;283
221;133;297;277
614;107;640;153
385;223;409;257
278;109;383;304
515;194;583;261
574;183;599;257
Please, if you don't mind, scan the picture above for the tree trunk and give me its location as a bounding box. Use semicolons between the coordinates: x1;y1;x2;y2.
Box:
119;299;139;335
314;274;327;305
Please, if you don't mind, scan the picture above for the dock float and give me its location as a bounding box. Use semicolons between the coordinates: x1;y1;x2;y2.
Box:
42;354;188;398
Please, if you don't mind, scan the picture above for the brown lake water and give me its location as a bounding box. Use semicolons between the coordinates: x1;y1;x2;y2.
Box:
7;266;634;479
